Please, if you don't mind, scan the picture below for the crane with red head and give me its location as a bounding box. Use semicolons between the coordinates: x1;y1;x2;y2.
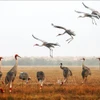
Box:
5;54;21;92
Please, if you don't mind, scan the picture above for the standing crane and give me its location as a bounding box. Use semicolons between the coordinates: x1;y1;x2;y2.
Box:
0;57;4;84
75;10;99;25
37;71;45;90
60;63;72;85
97;58;100;70
51;23;76;43
82;2;100;19
0;57;5;93
19;72;31;83
5;54;21;92
32;34;60;58
81;58;91;84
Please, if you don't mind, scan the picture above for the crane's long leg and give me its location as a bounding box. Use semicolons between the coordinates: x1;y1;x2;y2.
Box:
84;77;87;83
63;77;68;83
93;18;97;25
61;77;68;85
66;36;73;43
40;81;44;90
0;78;4;84
91;17;97;25
9;81;12;92
82;76;87;84
50;49;53;58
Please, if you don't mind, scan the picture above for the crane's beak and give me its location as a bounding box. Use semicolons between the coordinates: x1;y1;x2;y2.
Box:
56;34;61;37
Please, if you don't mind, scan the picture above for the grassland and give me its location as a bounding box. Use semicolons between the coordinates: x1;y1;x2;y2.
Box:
0;66;100;100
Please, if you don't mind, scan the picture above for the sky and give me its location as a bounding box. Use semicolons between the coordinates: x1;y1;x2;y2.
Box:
0;1;100;58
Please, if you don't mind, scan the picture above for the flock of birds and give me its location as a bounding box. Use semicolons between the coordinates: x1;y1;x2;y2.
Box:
0;2;100;93
0;54;100;93
0;54;45;92
32;2;100;58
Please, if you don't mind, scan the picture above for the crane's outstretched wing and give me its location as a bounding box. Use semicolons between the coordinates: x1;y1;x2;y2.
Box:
75;10;87;14
75;10;99;18
51;23;67;31
82;2;100;18
82;2;96;12
32;34;46;43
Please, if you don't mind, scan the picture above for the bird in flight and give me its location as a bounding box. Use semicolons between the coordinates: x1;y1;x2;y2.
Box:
51;23;75;43
75;10;99;25
82;2;100;19
32;34;60;58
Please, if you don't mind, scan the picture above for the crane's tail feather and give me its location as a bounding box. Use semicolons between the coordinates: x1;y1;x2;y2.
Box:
55;43;60;46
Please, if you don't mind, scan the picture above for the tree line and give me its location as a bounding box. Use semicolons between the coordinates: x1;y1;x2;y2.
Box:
2;57;99;66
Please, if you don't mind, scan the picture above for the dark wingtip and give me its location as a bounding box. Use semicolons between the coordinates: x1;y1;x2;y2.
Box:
82;2;84;4
74;10;77;12
32;34;34;37
82;2;85;5
51;23;54;26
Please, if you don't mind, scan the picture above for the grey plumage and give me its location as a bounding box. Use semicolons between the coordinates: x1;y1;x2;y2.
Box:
81;58;91;83
60;63;72;84
82;2;100;18
19;72;31;83
51;23;75;43
5;54;21;92
75;10;98;25
36;71;45;89
5;71;16;85
37;71;45;82
0;57;3;80
32;34;60;58
0;71;2;79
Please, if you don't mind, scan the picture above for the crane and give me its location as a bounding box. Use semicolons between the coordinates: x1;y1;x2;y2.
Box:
0;57;4;84
51;23;75;43
60;63;72;85
32;34;60;58
19;72;31;83
75;10;99;25
97;58;100;70
37;71;45;90
81;58;91;84
0;57;5;93
5;54;21;92
82;2;100;19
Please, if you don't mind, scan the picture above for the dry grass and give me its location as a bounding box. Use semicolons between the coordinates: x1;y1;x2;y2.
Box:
0;66;100;100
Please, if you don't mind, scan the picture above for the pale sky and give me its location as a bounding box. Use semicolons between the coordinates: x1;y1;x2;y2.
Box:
0;1;100;57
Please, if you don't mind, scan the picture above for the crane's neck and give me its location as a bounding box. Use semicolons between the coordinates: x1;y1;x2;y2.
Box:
82;60;85;68
14;58;18;70
60;64;63;69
